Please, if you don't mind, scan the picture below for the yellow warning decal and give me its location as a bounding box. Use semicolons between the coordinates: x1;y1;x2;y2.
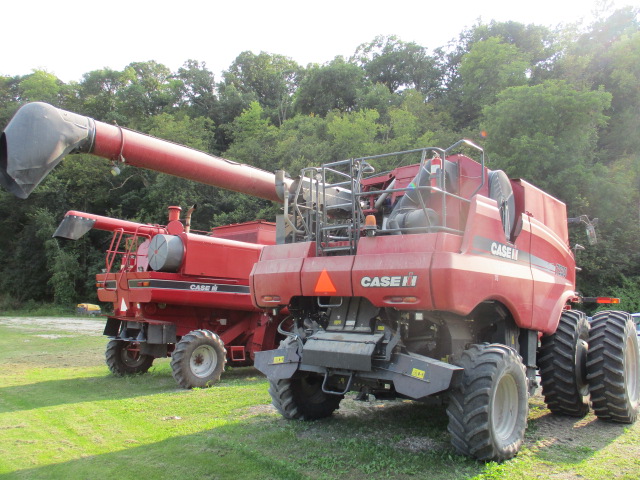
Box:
273;356;284;364
411;368;425;379
377;325;385;331
333;320;342;325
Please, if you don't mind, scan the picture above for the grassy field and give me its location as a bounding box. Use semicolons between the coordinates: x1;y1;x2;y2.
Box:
1;317;639;479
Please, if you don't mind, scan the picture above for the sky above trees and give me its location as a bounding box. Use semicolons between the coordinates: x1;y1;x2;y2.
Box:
3;0;627;83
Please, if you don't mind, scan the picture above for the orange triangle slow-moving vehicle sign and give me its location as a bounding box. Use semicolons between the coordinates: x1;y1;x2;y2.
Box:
315;269;337;294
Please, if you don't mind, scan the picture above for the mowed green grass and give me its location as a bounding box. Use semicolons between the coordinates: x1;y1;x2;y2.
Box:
0;318;639;479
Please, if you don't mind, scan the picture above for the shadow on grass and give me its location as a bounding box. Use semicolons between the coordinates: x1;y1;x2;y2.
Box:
0;365;265;414
0;374;176;414
525;409;629;464
0;403;485;480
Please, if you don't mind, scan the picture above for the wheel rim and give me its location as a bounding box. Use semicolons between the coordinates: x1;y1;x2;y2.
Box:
492;373;519;442
190;344;217;378
575;338;589;396
120;343;146;368
624;334;639;405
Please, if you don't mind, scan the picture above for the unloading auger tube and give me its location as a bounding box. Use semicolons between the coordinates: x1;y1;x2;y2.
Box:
52;210;168;241
0;102;290;202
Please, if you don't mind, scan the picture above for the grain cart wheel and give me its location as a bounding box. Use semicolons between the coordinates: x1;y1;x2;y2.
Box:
171;329;227;389
105;340;154;375
587;310;640;423
447;344;528;461
538;310;590;417
269;372;343;420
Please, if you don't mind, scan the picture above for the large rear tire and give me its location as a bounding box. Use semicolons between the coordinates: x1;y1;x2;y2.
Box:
105;340;154;375
587;310;640;423
447;344;528;461
171;329;227;389
538;310;590;417
269;372;343;420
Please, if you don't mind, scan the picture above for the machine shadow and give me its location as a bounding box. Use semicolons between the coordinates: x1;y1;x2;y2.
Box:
0;403;489;480
525;409;628;463
0;374;175;414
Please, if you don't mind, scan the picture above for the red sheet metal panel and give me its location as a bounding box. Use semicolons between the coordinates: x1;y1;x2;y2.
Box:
251;242;316;308
180;232;263;280
439;195;535;327
352;235;438;309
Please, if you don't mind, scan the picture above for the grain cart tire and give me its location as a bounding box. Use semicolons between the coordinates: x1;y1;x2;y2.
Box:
587;310;640;423
447;344;528;461
269;372;343;420
105;340;154;375
171;329;227;389
538;310;590;417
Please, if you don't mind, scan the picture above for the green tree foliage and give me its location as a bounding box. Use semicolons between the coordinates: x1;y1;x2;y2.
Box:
459;38;531;126
482;80;611;201
18;70;61;104
0;8;639;308
294;57;368;115
326;109;381;159
175;60;218;118
0;75;21;126
75;68;129;123
222;51;301;125
352;35;441;95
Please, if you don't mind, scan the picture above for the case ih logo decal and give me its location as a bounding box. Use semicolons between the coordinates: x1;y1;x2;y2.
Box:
361;273;418;288
490;242;519;261
472;236;568;278
190;283;218;292
127;279;249;294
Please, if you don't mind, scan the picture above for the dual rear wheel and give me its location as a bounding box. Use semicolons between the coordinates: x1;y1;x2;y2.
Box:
539;310;639;424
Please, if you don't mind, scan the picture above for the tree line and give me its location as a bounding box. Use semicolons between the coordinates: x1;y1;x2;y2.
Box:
1;6;639;312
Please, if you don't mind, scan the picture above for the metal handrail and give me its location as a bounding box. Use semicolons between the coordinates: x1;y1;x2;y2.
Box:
284;140;483;254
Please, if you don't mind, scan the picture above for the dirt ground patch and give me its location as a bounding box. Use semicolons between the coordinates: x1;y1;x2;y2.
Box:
0;316;105;335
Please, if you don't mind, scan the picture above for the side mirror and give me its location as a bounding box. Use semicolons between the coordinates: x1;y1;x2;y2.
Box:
568;215;598;245
586;223;597;245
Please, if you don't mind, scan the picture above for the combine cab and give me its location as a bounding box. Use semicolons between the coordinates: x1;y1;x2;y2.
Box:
253;140;640;461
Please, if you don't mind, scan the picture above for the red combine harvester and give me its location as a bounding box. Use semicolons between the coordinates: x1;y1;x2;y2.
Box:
53;209;280;388
252;141;640;460
1;102;289;388
2;104;639;461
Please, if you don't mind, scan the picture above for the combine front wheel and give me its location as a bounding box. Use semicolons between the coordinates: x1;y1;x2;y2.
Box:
105;340;154;375
269;373;343;420
447;344;528;461
171;329;227;389
538;310;590;417
587;310;640;423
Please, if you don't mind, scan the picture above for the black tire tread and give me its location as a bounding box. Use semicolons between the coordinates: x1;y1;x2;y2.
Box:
447;343;528;461
269;374;343;421
170;329;227;389
587;310;640;423
105;339;154;375
538;310;590;417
